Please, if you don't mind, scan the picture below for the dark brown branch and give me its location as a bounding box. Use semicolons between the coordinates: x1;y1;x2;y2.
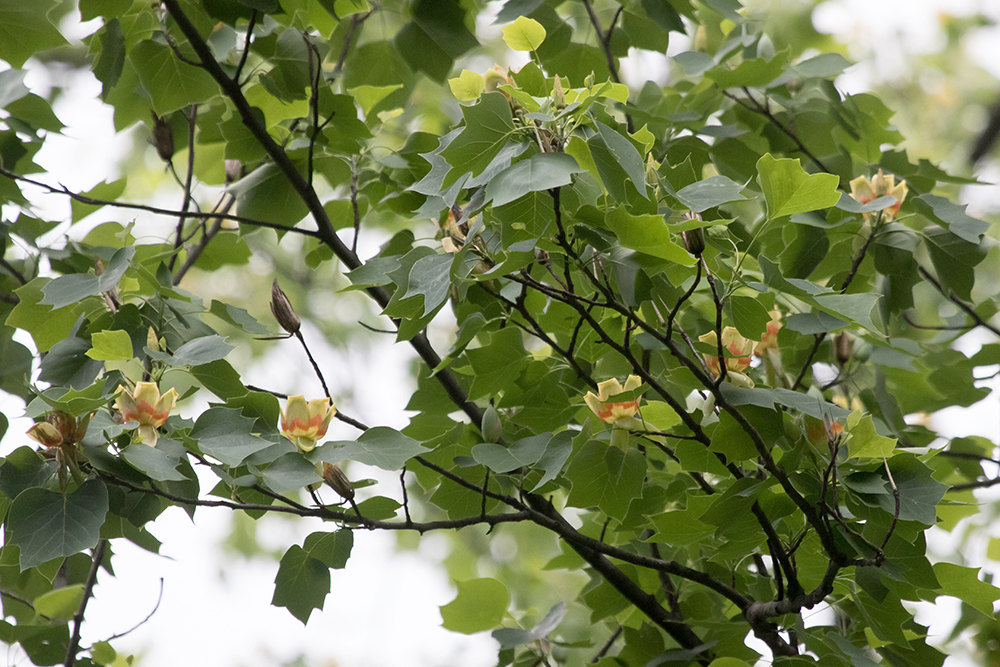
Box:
580;0;632;133
64;540;107;667
160;0;485;432
0;256;29;285
173;196;233;284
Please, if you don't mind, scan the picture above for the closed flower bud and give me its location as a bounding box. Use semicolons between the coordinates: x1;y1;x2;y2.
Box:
225;159;243;185
481;403;502;444
147;326;160;354
270;279;301;335
151;111;174;162
835;332;851;366
681;228;705;256
323;463;355;500
552;75;565;108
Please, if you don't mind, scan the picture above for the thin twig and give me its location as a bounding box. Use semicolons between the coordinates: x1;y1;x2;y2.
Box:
0;167;318;237
234;10;257;85
168;105;199;272
919;265;1000;338
99;578;164;642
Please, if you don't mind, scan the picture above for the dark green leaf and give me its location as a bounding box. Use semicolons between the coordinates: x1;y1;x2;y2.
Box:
566;442;646;519
440;578;509;634
40;246;135;309
190;407;274;466
311;427;429;471
674;175;749;212
485;153;582;207
8;480;109;569
440;93;516;180
271;544;329;624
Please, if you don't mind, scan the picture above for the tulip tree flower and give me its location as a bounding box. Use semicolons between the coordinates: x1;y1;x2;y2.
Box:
699;327;755;388
115;382;179;447
281;395;336;453
26;410;92;489
584;375;642;449
849;169;908;223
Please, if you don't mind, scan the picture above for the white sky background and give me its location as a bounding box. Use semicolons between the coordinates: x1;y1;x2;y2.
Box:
1;0;1000;665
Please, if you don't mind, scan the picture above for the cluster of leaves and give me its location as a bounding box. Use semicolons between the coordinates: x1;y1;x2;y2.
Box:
1;0;999;666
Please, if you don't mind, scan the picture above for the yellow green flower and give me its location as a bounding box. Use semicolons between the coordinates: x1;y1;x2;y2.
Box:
114;382;179;447
281;395;336;452
700;327;754;388
849;169;907;222
584;375;642;429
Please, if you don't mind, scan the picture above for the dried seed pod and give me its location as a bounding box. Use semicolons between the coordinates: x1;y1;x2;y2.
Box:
150;111;174;162
270;279;301;335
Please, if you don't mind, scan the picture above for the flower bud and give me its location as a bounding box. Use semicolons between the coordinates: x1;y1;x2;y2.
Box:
151;111;174;162
835;332;851;366
481;403;502;444
147;326;160;354
681;228;705;257
323;463;355;501
552;75;565;108
225;159;243;185
270;279;301;335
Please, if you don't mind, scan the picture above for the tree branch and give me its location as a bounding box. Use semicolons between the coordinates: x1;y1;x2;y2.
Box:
64;540;107;667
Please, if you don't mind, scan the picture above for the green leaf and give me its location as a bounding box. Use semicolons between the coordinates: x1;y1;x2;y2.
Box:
729;295;772;341
0;0;69;68
271;544;329;624
147;334;233;366
605;207;696;265
440;578;510;634
448;70;485;102
792;53;853;78
86;329;133;361
493;601;566;648
8;479;109;569
93;18;125;98
440;93;516;180
401;253;453;317
486;153;583;207
566;441;646;519
466;327;528;399
40;246;135;309
348;83;404;116
502;16;546;51
130;40;219;115
303;530;353;569
706;53;788;89
933;563;1000;617
258;452;320;494
590;120;648;201
70;179;126;222
756;154;840;219
913;194;990;244
230;163;311;229
311;427;430;471
923;226;988;302
845;411;896;460
472;432;550;473
674;176;749;212
191;359;247;400
122;441;189;482
190;407;274;466
33;585;85;621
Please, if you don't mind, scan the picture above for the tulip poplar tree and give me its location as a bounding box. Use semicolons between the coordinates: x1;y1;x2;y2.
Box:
1;0;999;665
